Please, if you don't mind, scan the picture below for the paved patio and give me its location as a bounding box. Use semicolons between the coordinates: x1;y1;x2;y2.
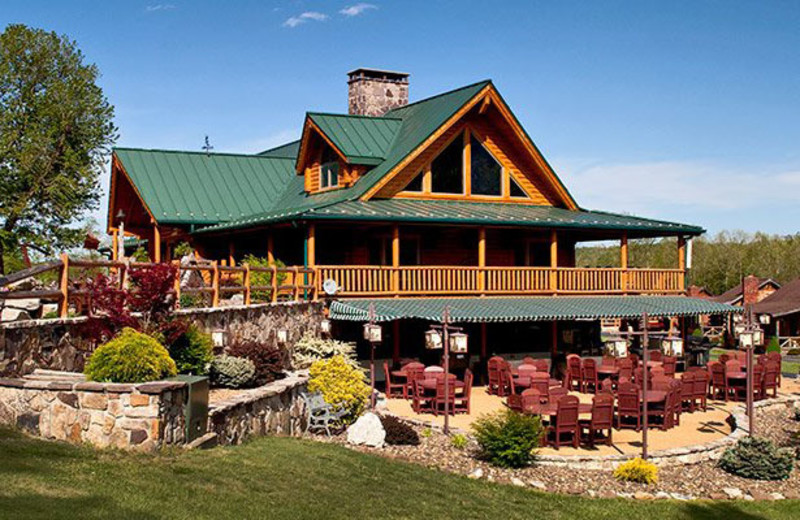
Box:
385;377;800;456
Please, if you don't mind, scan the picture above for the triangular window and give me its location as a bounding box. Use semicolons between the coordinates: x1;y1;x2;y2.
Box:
403;171;423;192
509;176;529;198
470;136;502;196
431;138;463;194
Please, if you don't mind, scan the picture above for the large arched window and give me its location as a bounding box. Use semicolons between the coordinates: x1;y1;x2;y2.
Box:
470;135;502;196
430;138;463;194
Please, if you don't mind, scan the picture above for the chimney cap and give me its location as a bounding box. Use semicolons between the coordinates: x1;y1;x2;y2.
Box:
348;68;409;83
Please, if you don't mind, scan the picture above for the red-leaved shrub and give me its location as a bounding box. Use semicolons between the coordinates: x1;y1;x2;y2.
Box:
227;340;286;385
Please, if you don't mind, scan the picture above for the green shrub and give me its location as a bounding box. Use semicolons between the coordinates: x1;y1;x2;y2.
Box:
451;433;468;450
209;355;256;388
227;340;286;385
472;410;543;468
380;415;420;446
308;355;371;423
241;254;286;302
292;331;358;369
167;324;213;375
691;328;704;338
421;427;433;438
84;328;176;383
719;437;794;480
173;241;193;258
766;336;781;354
613;458;658;484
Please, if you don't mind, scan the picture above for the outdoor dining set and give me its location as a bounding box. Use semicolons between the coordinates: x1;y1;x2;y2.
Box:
383;362;474;415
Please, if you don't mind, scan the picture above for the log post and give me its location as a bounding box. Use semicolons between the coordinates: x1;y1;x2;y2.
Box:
678;236;687;292
243;263;251;305
153;225;161;263
392;225;400;295
550;230;558;294
620;232;628;294
478;227;486;295
228;240;235;267
267;232;275;264
111;229;119;261
271;264;278;303
211;261;219;307
58;253;69;318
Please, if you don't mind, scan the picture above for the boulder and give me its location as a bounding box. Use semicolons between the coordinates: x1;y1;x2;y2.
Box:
346;412;385;448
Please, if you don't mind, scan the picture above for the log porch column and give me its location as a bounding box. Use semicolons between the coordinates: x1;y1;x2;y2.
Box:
620;232;628;293
306;224;316;267
478;227;486;294
152;225;161;263
228;240;235;266
549;230;558;294
678;236;686;292
111;229;119;261
392;225;400;294
267;232;275;264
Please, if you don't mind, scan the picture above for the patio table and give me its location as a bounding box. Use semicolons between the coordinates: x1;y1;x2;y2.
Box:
726;371;747;380
391;370;407;378
597;366;619;377
642;390;667;403
526;402;593;417
418;379;465;391
512;376;532;388
646;361;663;369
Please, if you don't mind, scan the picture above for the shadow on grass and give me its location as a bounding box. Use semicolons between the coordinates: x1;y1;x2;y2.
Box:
0;427;94;478
680;501;774;520
0;494;160;520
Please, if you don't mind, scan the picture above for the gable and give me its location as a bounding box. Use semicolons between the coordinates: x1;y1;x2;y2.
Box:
361;84;578;209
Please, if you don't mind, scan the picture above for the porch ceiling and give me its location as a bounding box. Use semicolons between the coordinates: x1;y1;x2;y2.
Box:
328;296;740;323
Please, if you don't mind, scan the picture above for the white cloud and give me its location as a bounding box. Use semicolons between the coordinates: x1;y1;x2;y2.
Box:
145;4;176;12
556;159;800;215
283;11;328;28
340;3;378;17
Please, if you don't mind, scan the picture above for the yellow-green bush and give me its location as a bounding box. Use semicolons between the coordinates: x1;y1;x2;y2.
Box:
308;355;370;422
84;328;177;383
613;458;658;484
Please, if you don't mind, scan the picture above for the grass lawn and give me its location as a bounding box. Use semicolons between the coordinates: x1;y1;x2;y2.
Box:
1;428;799;519
709;348;799;376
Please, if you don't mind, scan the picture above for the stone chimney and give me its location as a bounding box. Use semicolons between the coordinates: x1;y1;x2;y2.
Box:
348;68;409;117
742;275;761;306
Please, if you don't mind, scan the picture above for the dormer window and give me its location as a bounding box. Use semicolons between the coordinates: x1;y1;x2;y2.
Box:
320;148;339;189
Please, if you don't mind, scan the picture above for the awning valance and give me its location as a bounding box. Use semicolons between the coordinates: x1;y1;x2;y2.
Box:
329;296;741;323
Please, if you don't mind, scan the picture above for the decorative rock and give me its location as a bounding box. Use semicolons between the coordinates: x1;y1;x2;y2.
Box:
770;493;785;500
468;468;484;479
510;477;525;487
528;480;546;490
634;492;654;500
655;492;671;500
723;487;743;500
346;412;385;448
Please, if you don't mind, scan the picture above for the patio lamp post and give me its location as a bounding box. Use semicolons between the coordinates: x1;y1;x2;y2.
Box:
362;303;382;410
739;304;763;437
425;306;466;435
641;312;650;460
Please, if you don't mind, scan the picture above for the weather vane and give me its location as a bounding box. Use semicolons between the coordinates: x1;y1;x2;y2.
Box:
202;135;214;155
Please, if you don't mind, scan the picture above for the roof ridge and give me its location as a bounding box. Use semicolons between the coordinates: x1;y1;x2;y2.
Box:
307;112;403;122
113;146;295;159
257;139;301;155
385;79;492;114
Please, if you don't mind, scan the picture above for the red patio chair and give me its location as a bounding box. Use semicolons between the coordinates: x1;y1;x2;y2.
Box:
523;356;537;365
546;395;580;449
581;358;599;394
432;375;457;416
650;366;665;379
669;378;683;426
627;353;639;370
580;393;614;447
600;377;615;395
487;357;506;396
725;359;746;401
404;365;425;400
383;361;406;399
548;386;568;405
520;388;544;414
767;352;782;385
648;350;662;363
505;369;524;412
530;372;550;395
662;356;677;377
601;356;616;367
411;379;433;414
680;371;696;412
718;353;731;365
762;362;780;398
709;362;728;401
533;359;550;373
566;355;582;391
692;369;710;411
616;382;641;431
518;364;538;379
648;384;676;431
425;365;444;375
651;375;672;392
455;369;473;414
617;358;633;382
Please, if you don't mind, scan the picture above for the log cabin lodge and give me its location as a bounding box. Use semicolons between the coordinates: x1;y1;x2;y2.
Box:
107;68;738;369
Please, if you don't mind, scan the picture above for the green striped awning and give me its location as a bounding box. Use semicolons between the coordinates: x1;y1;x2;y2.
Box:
328;296;741;323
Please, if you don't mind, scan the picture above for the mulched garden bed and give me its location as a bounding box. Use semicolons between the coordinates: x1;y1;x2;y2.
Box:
313;403;800;501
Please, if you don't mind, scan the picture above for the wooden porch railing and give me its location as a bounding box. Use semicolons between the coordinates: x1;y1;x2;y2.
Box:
315;265;686;297
0;255;317;318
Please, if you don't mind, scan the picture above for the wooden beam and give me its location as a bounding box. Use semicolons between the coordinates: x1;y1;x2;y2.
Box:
307;224;316;267
111;230;119;261
153;225;161;263
620;232;629;294
550;230;558;293
478;227;486;294
267;232;275;264
479;95;491;115
463;128;472;196
58;253;69;319
678;236;686;271
392;225;400;294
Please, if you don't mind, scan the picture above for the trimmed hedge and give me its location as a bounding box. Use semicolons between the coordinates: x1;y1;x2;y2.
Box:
85;328;177;383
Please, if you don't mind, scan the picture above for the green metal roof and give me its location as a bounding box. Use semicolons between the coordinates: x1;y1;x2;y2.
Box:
194;199;704;236
329;296;741;323
307;113;402;166
114;148;296;224
257;140;300;159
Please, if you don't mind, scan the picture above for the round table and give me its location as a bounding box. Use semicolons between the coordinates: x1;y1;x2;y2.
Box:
726;371;747;380
418;379;465;391
642;390;667;403
526;402;593;417
598;366;619;377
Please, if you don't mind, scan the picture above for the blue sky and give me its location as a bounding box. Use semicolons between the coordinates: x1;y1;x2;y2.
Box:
3;1;799;235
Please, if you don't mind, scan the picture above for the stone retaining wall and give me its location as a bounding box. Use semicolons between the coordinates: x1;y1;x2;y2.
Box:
0;301;325;378
0;377;186;451
209;371;309;446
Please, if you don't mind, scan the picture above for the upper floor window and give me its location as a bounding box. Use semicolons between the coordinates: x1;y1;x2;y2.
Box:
320;148;339;189
431;138;463;194
509;176;529;198
404;171;423;192
470;136;502;196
